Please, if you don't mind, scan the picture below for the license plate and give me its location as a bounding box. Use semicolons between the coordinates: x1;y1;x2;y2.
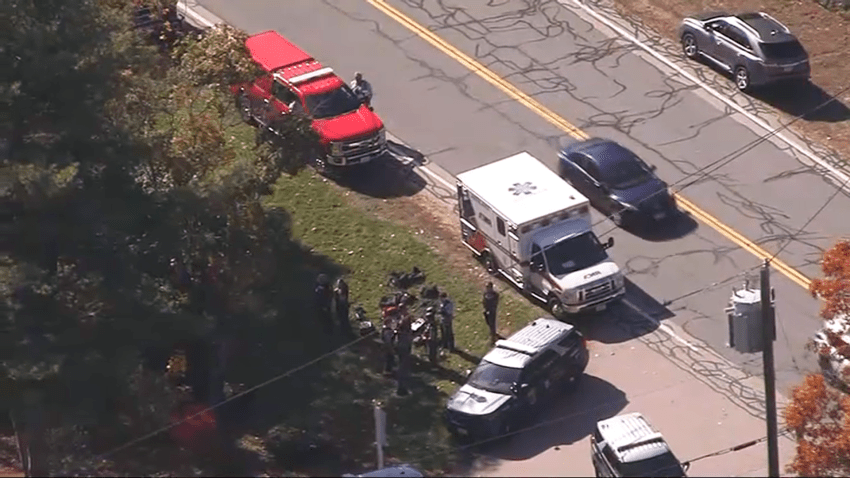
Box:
595;304;607;312
653;212;666;220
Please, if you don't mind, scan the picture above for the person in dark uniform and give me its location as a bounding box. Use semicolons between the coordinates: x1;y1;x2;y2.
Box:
334;277;354;337
483;282;500;345
395;314;413;396
439;292;455;352
380;316;396;375
314;274;334;334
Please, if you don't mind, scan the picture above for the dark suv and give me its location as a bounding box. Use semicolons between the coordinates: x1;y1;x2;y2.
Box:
679;12;810;91
444;318;589;440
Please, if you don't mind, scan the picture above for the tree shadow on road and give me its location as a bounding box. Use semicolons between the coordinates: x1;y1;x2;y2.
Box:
459;375;627;470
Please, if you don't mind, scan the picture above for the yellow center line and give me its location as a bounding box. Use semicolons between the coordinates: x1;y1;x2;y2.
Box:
366;0;812;291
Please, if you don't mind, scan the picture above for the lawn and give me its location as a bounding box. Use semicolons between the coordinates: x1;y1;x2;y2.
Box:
243;166;541;475
137;88;543;476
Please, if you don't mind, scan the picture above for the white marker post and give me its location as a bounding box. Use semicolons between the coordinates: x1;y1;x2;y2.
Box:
374;404;387;469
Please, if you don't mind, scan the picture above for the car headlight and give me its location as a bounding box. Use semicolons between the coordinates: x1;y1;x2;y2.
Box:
330;141;343;156
613;273;625;290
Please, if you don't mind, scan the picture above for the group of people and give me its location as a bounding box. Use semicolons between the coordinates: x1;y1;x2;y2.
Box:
313;274;354;337
378;291;455;395
312;269;503;397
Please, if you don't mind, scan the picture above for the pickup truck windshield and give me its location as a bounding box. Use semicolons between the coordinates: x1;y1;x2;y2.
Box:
304;85;362;119
543;232;609;276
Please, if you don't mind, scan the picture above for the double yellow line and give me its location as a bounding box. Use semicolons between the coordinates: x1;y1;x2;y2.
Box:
367;0;812;290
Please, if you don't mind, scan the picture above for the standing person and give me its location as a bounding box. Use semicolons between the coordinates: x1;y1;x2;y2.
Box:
350;72;373;108
483;282;500;345
438;292;455;352
334;277;354;337
425;307;440;364
314;274;334;335
380;316;396;376
395;314;413;396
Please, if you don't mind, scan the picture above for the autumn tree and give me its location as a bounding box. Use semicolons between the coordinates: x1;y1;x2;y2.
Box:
810;240;850;320
785;374;850;476
784;240;850;476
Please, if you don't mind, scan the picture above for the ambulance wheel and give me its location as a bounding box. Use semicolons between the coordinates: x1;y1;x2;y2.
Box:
483;254;498;276
548;296;567;318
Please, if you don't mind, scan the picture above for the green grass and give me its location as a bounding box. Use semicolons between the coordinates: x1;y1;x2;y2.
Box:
254;169;541;474
148;90;543;474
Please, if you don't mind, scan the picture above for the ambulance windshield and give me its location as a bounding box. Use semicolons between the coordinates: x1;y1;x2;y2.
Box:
543;232;609;276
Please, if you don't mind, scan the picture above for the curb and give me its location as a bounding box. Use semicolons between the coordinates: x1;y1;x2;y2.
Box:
177;0;224;29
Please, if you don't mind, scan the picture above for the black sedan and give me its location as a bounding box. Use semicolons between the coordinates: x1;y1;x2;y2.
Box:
557;138;676;227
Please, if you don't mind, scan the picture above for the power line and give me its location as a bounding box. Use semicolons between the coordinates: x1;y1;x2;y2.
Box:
589;82;850;237
89;85;850;466
92;330;377;461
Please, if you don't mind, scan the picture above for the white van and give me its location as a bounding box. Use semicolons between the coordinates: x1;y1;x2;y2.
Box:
456;152;625;315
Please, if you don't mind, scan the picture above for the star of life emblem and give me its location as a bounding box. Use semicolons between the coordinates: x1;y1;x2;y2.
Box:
509;181;537;196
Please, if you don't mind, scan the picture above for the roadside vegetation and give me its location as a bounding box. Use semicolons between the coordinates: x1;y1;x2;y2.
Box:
1;2;540;476
785;239;850;477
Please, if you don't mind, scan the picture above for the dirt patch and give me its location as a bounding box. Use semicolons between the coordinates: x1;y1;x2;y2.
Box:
607;0;850;156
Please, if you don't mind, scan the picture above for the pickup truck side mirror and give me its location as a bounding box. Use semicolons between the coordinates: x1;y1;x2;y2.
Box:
603;237;614;249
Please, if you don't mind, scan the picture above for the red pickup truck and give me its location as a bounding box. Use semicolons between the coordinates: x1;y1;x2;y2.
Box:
232;31;387;170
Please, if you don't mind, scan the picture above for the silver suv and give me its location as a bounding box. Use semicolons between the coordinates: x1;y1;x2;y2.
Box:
591;412;688;477
679;12;810;91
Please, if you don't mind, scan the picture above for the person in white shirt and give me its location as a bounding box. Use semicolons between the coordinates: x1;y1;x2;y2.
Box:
350;72;373;107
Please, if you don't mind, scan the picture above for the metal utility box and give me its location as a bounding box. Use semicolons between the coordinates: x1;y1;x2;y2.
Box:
726;287;764;354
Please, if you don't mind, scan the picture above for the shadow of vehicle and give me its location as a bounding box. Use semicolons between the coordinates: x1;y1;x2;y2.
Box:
468;375;627;464
624;210;699;243
331;152;426;199
690;57;850;122
575;279;671;344
750;81;850;123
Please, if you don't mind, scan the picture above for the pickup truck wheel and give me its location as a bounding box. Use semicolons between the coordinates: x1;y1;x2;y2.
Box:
238;94;255;125
484;254;498;276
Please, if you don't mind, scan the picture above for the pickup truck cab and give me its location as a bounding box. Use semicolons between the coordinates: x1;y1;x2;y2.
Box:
232;31;387;170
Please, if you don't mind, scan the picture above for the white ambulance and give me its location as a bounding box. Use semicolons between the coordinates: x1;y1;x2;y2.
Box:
456;152;626;315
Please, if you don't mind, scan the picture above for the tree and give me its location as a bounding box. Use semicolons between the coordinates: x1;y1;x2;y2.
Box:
785;374;850;476
784;240;850;476
810;240;850;320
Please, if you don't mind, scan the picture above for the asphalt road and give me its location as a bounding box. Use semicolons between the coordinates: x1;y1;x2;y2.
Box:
192;0;846;391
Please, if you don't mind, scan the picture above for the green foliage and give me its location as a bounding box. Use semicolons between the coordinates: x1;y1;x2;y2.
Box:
1;1;317;474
